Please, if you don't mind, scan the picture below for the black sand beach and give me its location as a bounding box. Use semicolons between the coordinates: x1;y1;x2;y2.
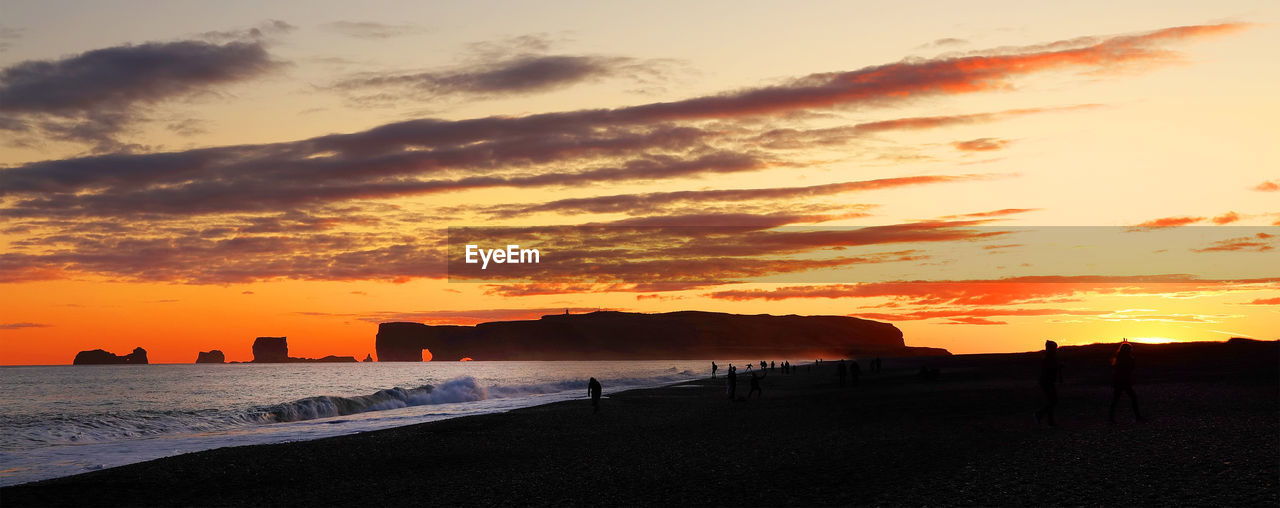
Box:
3;340;1276;506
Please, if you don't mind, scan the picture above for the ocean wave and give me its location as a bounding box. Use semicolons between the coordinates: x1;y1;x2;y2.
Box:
1;371;700;448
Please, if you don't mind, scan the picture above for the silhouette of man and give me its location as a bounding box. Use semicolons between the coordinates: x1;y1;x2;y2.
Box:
1109;341;1144;423
1035;340;1062;426
770;361;775;372
588;377;602;413
837;359;848;386
747;370;766;399
727;365;738;400
712;361;718;379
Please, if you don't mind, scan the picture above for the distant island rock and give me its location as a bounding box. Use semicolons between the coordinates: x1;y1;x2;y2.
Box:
73;347;148;365
250;337;357;363
363;354;374;362
195;350;226;364
376;310;949;361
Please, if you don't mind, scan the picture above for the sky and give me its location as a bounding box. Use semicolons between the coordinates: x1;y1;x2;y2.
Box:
1;0;1277;364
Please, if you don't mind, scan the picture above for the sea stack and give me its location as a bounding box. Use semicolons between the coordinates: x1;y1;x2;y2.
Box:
73;347;149;365
363;354;374;362
195;350;226;364
251;337;289;363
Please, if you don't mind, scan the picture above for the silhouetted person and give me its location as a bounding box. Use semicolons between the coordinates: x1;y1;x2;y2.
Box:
871;357;882;373
760;360;767;370
727;365;738;400
747;371;766;399
1109;341;1143;423
850;360;861;385
837;360;848;386
712;361;718;379
1034;340;1062;426
588;377;602;413
770;361;775;372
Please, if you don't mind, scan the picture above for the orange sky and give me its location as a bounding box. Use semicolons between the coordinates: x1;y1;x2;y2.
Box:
1;2;1277;364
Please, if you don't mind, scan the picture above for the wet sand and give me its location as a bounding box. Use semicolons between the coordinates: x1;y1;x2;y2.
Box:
3;340;1276;506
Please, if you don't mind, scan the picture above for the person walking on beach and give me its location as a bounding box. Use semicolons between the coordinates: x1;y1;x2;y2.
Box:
1109;341;1144;423
587;377;602;414
1035;340;1062;426
712;361;718;379
746;370;766;399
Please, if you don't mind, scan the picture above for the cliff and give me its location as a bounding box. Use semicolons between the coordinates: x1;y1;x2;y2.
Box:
375;310;947;361
196;350;226;364
73;347;148;365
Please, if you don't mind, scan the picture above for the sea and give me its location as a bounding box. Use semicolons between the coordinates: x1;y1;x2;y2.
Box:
0;360;726;487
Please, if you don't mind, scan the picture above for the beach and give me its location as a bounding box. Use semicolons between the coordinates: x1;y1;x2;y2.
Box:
3;340;1276;506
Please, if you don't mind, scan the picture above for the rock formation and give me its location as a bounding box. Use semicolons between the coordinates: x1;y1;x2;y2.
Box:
375;310;948;361
250;336;357;363
251;337;289;363
195;350;226;363
73;347;148;365
363;354;374;362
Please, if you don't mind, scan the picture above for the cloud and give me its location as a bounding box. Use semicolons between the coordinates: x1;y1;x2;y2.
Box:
336;54;675;103
3;24;1244;219
0;39;282;151
322;21;425;39
918;37;969;49
0;26;22;54
1129;216;1204;230
199;20;295;43
471;174;995;218
1254;180;1279;192
940;208;1039;219
1240;297;1280;305
0;23;1255;285
706;275;1278;306
0;322;50;330
1193;233;1275;253
1211;211;1240;225
952;138;1010;151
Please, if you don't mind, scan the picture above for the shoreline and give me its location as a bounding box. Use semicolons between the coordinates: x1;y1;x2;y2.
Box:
3;342;1276;506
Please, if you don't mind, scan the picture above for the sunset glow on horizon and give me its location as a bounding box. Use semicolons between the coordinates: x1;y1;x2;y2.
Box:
1;1;1277;364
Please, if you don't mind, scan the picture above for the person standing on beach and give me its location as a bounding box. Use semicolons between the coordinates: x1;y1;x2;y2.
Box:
712;361;718;379
1035;340;1062;426
727;365;738;400
1109;341;1144;423
588;377;602;413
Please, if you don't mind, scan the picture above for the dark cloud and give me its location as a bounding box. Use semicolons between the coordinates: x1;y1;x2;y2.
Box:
199;20;295;43
918;37;969;49
321;21;426;39
336;54;674;103
0;39;282;151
